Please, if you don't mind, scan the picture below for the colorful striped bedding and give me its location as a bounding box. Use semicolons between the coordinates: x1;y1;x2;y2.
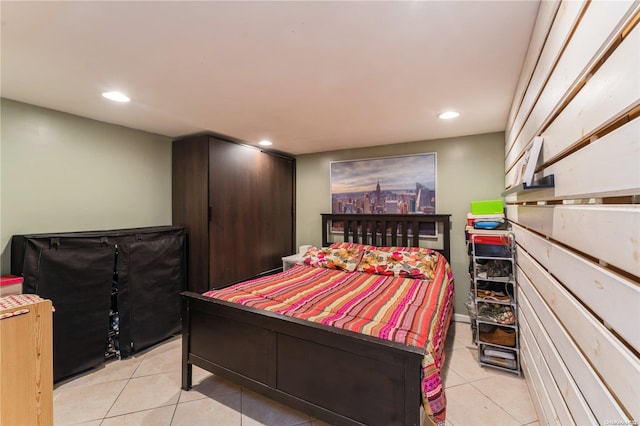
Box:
204;252;455;425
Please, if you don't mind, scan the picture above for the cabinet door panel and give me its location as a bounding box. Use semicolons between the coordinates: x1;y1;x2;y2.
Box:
172;136;209;293
120;233;185;353
209;138;261;287
22;238;113;381
259;153;295;272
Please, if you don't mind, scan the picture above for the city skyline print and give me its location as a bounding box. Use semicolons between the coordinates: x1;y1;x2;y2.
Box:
330;153;436;216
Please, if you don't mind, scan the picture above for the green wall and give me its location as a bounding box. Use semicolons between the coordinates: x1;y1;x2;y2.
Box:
0;99;173;274
1;97;505;318
295;132;505;316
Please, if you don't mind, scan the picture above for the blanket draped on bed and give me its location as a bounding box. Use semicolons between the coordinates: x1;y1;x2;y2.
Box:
204;254;454;425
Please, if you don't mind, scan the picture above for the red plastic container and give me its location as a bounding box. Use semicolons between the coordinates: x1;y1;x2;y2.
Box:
0;275;23;296
472;235;511;246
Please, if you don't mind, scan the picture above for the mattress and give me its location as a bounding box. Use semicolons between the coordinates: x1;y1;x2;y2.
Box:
204;251;454;425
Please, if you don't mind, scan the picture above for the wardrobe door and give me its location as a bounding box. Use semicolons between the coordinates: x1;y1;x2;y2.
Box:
258;152;295;272
209;138;262;288
118;228;185;354
173;136;209;293
22;237;114;382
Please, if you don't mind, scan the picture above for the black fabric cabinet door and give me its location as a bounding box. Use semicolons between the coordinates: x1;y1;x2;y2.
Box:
118;230;184;354
22;238;114;381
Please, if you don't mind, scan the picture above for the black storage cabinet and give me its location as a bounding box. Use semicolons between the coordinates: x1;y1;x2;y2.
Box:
11;226;185;382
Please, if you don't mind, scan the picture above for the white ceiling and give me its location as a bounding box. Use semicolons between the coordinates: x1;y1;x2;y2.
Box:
1;1;540;155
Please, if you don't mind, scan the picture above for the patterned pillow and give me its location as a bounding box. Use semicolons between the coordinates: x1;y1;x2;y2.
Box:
395;250;438;280
302;247;362;272
357;249;438;280
375;246;434;254
356;249;398;276
328;242;376;251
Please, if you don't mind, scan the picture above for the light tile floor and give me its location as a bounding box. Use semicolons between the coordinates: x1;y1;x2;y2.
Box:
53;321;539;425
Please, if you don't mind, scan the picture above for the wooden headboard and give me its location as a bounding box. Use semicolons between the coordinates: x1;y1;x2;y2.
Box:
321;213;451;261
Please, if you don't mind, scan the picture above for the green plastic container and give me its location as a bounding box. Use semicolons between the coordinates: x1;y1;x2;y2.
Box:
470;199;504;215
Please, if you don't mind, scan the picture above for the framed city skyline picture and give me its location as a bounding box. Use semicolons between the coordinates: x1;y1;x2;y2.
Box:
330;153;437;237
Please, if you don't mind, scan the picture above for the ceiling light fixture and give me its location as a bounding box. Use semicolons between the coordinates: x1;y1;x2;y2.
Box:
102;91;130;103
438;111;460;120
259;140;272;146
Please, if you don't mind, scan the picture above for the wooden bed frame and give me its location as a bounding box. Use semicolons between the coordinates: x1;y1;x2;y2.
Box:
181;214;452;426
320;213;451;261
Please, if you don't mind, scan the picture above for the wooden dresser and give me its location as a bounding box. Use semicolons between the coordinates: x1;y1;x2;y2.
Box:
0;295;53;426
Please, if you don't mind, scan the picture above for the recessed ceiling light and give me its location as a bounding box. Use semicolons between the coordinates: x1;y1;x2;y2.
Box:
438;111;460;120
259;140;272;146
102;91;130;103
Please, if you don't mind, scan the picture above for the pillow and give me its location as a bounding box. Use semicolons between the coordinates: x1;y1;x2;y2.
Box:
394;250;438;280
375;246;434;254
356;249;398;276
357;248;438;280
302;246;362;272
328;242;376;251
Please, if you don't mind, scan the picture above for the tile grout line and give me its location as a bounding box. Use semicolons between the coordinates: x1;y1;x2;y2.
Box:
169;400;179;426
443;324;536;426
468;377;528;425
100;349;148;423
100;376;132;422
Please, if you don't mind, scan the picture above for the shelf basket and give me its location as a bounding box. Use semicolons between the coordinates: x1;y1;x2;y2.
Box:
479;325;516;347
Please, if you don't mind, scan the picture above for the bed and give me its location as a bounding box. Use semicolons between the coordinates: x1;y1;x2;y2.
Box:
181;214;454;426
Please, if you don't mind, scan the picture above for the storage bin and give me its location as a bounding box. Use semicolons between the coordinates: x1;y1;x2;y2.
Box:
0;275;22;296
478;325;516;347
470;200;504;215
473;243;511;257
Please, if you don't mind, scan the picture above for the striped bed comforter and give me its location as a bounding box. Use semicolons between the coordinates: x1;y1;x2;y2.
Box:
204;253;455;425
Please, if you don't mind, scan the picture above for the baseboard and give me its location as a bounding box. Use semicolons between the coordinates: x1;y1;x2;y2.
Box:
453;314;471;323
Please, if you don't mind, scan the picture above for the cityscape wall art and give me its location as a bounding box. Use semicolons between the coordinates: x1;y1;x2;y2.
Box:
330;153;437;236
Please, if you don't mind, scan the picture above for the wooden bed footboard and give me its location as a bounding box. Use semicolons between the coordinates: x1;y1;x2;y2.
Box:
182;291;427;426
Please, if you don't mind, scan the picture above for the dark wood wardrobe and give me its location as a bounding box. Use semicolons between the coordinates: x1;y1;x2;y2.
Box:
172;135;295;293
